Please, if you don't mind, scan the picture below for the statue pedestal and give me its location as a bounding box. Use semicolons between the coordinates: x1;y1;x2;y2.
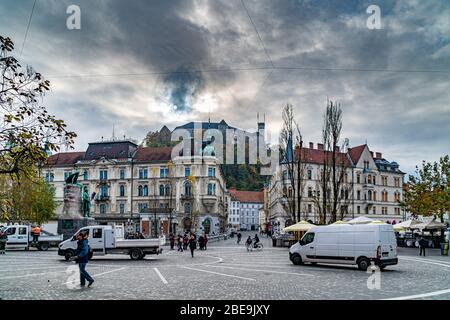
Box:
58;184;95;240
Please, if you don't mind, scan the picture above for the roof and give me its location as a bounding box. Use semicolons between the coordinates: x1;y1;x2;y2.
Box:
174;120;236;131
84;141;137;160
46;152;85;166
347;144;367;164
295;147;352;167
229;189;264;203
134;147;172;163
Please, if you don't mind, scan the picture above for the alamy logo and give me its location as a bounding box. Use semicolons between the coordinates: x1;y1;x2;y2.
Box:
66;5;81;30
65;265;79;289
366;5;382;30
366;264;381;290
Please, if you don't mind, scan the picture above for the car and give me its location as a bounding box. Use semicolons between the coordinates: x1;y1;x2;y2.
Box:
289;223;398;270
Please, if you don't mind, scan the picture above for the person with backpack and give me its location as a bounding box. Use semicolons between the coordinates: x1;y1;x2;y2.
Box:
75;232;94;287
188;234;197;258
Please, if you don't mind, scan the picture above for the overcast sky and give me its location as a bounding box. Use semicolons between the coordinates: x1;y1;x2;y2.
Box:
1;0;449;174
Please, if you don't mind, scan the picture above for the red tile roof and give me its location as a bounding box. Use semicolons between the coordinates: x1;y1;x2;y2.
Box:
229;189;264;203
133;147;173;163
46;152;85;166
295;147;352;167
347;144;367;164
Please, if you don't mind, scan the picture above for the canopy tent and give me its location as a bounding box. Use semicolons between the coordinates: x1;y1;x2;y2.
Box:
392;219;420;231
283;220;315;232
368;220;386;225
346;216;374;225
410;220;447;230
331;220;349;225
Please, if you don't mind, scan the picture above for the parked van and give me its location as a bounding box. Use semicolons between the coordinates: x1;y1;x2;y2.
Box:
289;223;398;270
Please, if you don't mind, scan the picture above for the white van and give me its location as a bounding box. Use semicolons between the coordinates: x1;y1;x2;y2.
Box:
289;223;398;270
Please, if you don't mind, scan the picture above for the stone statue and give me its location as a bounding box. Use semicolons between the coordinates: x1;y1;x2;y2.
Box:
81;186;91;218
65;172;80;185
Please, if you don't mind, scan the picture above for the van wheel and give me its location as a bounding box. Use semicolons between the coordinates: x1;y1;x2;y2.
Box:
311;262;317;266
130;249;143;260
292;254;303;265
38;242;49;251
64;250;74;261
357;257;370;271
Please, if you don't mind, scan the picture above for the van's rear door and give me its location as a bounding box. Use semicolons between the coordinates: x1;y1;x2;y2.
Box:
380;227;397;260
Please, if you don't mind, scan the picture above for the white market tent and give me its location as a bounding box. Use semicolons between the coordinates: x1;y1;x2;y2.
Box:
346;216;374;225
392;219;420;231
283;220;315;232
410;220;447;230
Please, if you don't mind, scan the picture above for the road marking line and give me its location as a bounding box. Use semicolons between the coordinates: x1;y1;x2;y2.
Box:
0;266;107;280
180;266;256;281
153;267;168;284
204;264;314;277
383;288;450;300
398;256;450;265
63;267;126;285
399;257;450;268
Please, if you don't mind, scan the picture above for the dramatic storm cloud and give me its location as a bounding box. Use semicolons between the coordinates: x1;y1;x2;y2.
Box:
0;0;449;174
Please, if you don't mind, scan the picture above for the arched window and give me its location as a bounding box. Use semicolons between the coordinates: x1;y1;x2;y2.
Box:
184;181;192;196
308;187;313;198
184;202;191;215
159;184;165;196
138;185;143;197
143;185;148;197
368;175;372;184
119;185;125;197
165;184;170;196
288;187;293;197
100;204;107;214
368;190;372;201
282;187;287;196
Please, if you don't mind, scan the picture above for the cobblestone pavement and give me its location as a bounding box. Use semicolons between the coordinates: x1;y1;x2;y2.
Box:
1;232;449;300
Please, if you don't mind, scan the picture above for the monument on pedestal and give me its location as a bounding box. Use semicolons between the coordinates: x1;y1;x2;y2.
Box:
57;172;95;240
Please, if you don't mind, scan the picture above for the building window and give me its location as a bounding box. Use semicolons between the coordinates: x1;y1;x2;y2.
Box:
357;190;361;200
372;175;376;185
119;203;125;214
160;167;169;178
120;169;125;180
184;202;191;215
138;203;148;212
139;168;148;179
367;175;372;184
64;171;71;181
100;204;107;214
368;190;372;201
100;185;108;198
83;170;88;181
207;183;216;195
159;184;165;196
307;169;312;180
307;204;312;213
357;173;361;184
372;206;376;214
308;187;313;198
119;185;125;197
165;184;170;196
184;181;192;196
357;206;361;214
138;185;143;197
143;185;148;197
45;172;54;182
373;191;377;201
185;166;191;177
100;170;108;180
208;167;215;177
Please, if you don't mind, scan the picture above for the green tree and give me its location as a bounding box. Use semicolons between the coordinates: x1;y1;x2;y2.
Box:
401;155;449;222
0;35;76;179
0;171;57;224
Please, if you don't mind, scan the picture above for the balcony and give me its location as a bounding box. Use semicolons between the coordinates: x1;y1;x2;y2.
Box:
181;194;194;201
96;195;110;202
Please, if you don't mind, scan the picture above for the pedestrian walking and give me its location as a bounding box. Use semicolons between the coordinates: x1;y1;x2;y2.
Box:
203;234;208;250
183;234;189;250
75;232;94;287
237;232;242;244
198;235;204;250
177;234;183;252
0;229;7;254
169;233;175;250
419;237;427;257
188;234;197;258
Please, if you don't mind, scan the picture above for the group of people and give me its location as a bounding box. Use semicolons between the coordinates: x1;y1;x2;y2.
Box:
168;232;208;258
236;232;261;248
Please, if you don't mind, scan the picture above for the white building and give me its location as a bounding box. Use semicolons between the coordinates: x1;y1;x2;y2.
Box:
268;143;405;231
44;139;229;235
228;189;264;231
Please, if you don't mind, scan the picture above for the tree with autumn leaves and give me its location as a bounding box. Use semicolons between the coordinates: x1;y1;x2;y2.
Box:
0;35;76;223
401;155;449;223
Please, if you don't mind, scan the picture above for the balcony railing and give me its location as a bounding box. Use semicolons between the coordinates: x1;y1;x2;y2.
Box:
96;195;110;201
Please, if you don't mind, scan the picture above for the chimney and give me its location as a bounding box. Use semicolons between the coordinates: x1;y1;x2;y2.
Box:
335;146;340;153
317;143;323;150
376;152;382;159
309;142;314;149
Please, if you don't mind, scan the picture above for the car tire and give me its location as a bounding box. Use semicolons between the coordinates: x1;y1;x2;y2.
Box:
292;254;303;265
64;250;74;261
130;249;143;260
38;242;49;251
357;257;371;271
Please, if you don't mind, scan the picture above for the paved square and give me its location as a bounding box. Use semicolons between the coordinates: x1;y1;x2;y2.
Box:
1;233;449;300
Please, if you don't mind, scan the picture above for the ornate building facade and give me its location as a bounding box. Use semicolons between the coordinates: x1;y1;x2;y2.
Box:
268;143;405;233
44;139;228;235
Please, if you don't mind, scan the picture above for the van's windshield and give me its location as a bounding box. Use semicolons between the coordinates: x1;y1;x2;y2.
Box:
300;232;315;246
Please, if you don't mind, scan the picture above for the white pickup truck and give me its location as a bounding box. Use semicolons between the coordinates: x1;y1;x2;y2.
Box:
58;225;166;260
1;224;63;251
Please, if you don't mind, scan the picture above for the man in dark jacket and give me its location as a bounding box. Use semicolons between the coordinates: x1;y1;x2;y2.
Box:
419;237;427;256
188;234;197;258
76;233;94;287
